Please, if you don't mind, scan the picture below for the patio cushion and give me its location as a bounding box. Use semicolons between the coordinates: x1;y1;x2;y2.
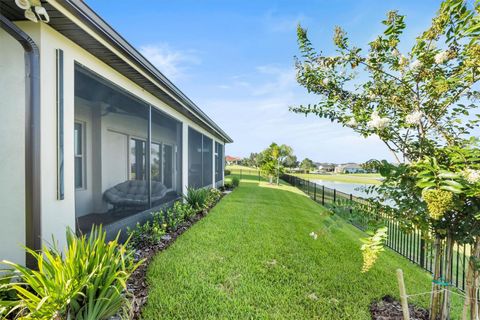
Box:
103;180;168;206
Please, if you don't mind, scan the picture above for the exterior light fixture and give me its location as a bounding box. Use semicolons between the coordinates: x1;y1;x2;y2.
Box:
14;0;49;23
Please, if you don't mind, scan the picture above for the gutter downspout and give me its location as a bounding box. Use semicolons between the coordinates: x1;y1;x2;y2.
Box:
0;15;41;268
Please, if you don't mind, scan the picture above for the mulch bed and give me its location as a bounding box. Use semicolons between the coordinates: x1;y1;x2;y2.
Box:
126;191;230;320
371;295;429;320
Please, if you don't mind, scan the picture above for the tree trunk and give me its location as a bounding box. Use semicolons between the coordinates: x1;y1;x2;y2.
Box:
462;236;480;320
431;235;444;320
441;233;454;320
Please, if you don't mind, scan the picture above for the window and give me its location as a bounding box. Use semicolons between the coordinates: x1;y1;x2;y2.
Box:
151;142;175;190
151;142;162;183
74;122;85;189
130;138;146;180
163;144;174;189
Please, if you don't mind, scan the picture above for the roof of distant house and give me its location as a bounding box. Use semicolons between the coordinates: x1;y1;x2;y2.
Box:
226;156;241;162
337;163;362;168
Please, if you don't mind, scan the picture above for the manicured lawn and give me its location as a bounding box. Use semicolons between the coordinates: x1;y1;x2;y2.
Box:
293;173;382;185
225;165;381;184
142;174;460;319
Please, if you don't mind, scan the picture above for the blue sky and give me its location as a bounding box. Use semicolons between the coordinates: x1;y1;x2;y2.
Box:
86;0;441;164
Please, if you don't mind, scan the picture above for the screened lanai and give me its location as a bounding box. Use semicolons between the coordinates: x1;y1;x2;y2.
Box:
74;65;182;233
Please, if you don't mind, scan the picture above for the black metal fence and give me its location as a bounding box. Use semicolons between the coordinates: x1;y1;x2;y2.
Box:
225;168;263;181
281;174;470;291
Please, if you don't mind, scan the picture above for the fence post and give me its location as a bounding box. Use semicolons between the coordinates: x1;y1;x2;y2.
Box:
349;194;353;214
419;233;425;269
333;189;336;203
321;186;325;205
314;183;317;201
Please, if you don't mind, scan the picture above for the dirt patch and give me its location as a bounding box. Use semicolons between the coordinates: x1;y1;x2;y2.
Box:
370;295;429;320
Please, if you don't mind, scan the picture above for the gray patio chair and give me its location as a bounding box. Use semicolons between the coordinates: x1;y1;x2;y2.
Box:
103;180;168;211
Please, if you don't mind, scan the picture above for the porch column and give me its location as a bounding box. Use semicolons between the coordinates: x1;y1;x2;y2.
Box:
212;139;215;188
182;122;188;196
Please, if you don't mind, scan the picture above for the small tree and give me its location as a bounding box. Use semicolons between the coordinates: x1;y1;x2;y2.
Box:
300;158;316;173
259;143;295;185
293;0;480;318
283;154;299;169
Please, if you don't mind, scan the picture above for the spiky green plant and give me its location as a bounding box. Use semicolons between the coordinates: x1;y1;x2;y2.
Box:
0;226;142;319
184;187;209;210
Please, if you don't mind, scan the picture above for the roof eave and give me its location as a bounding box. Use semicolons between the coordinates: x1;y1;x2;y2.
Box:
53;0;233;143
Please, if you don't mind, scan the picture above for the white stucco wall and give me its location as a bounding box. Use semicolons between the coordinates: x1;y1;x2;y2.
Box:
0;28;27;265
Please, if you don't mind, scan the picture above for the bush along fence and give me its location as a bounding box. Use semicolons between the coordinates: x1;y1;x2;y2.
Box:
281;174;470;292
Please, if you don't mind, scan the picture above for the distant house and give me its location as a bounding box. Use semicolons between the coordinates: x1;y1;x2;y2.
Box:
226;156;241;165
335;163;365;174
316;163;336;173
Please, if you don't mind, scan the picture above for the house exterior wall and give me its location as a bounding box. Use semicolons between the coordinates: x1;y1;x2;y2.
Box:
0;27;27;265
0;19;226;263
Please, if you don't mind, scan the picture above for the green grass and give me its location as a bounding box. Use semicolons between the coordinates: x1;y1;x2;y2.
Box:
143;175;462;319
293;173;382;185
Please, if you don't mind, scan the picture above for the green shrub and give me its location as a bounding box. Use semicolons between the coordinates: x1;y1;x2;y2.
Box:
164;205;184;232
224;169;231;176
231;176;240;187
128;201;197;244
173;201;196;221
184;187;209;210
127;212;166;249
205;188;223;208
0;226;141;319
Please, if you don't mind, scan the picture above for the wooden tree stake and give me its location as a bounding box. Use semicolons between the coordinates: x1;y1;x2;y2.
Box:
397;269;410;320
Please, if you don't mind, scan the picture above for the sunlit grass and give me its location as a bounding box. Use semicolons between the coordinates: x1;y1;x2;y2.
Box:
143;174;462;319
293;173;382;185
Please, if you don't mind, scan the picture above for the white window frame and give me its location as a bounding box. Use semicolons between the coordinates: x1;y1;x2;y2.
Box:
74;121;86;190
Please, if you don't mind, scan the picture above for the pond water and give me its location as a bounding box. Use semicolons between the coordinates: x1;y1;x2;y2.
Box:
312;180;376;199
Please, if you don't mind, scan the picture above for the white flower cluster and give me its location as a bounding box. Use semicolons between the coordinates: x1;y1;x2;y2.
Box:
346;118;357;127
309;231;318;240
399;56;409;67
434;51;449;64
391;49;401;58
405;110;423;125
367;111;390;130
410;60;423;70
322;78;331;86
463;169;480;184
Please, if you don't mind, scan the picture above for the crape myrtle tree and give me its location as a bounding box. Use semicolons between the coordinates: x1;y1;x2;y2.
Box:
292;0;480;318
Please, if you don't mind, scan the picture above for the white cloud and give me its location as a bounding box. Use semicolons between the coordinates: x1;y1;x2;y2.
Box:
140;44;200;81
195;63;394;163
